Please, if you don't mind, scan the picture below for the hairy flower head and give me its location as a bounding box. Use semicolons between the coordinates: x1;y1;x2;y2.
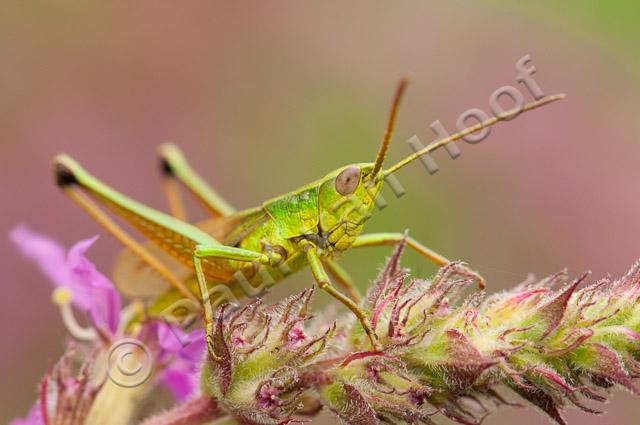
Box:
201;289;334;424
320;238;640;425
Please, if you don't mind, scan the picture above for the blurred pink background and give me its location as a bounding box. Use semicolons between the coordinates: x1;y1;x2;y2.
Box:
2;1;639;423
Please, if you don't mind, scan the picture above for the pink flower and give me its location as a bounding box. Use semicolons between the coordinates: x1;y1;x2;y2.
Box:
157;323;206;401
10;225;121;333
9;403;43;425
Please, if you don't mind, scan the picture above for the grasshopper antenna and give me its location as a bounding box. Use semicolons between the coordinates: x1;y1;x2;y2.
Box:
371;74;412;178
382;93;566;177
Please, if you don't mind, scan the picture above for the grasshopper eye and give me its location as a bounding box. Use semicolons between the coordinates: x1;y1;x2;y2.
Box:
335;166;360;196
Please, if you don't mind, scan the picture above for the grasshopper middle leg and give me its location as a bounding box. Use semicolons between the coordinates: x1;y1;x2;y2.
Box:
323;258;361;303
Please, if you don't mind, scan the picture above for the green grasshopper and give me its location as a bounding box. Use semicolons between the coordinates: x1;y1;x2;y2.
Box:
53;77;563;352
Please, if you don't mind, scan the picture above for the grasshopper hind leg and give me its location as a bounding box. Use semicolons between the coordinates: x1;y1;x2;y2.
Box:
53;155;224;302
55;179;198;303
158;144;236;218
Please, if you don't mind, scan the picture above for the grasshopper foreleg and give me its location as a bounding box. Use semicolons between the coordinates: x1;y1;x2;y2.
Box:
300;240;379;350
192;245;273;363
352;232;486;289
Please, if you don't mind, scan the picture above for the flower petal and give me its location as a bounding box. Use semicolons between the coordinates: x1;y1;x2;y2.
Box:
159;364;200;402
157;323;205;362
11;226;121;333
66;236;121;332
9;402;43;425
10;225;69;287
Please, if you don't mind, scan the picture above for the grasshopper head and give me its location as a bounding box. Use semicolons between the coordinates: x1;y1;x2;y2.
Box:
317;163;384;252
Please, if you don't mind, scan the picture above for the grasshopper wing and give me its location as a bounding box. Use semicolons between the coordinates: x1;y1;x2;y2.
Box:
113;243;189;298
111;210;265;298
